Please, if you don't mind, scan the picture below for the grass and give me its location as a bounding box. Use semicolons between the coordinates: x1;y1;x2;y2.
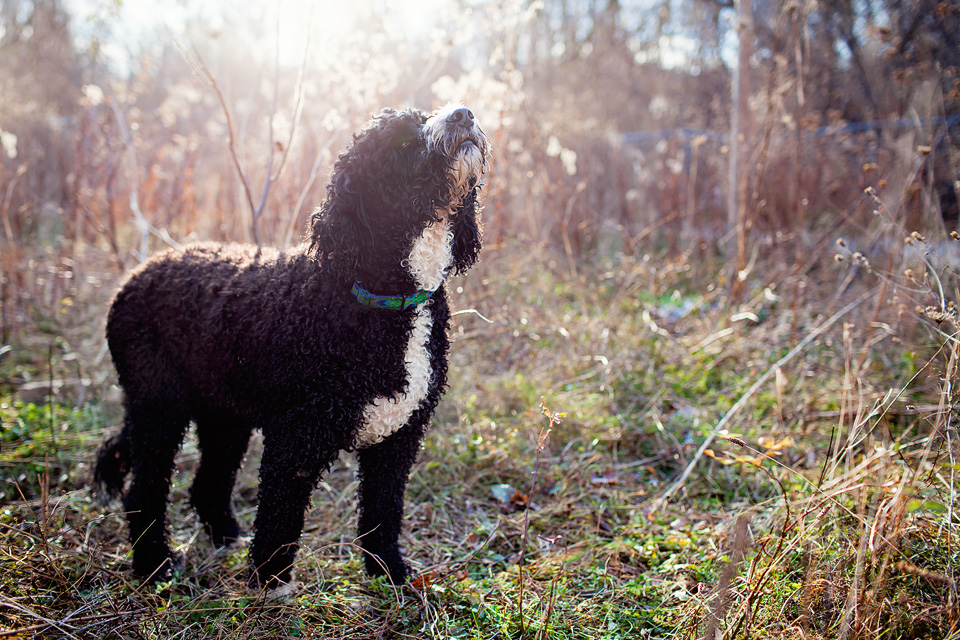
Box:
1;237;958;639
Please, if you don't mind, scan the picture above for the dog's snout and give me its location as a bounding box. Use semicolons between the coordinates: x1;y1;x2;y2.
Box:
447;108;474;125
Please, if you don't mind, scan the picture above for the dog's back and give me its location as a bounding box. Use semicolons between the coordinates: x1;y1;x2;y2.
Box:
105;243;368;413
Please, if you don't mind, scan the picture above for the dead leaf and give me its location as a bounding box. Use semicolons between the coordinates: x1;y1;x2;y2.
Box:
510;489;530;508
410;573;434;590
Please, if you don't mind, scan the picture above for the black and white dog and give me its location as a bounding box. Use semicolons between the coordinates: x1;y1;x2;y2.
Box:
94;104;489;589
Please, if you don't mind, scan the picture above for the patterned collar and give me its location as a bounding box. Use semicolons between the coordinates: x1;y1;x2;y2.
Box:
351;282;436;311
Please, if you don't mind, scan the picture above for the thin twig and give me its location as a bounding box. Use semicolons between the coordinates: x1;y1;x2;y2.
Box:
178;43;258;243
281;129;339;248
179;3;312;250
1;163;27;246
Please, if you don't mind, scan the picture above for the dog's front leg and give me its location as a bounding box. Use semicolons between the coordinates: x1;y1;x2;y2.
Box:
249;424;333;590
355;417;428;583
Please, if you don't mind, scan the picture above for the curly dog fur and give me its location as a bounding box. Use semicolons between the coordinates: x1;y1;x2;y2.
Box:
93;105;489;589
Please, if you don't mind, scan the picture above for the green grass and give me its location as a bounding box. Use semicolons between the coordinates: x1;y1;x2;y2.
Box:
0;244;958;639
0;400;106;502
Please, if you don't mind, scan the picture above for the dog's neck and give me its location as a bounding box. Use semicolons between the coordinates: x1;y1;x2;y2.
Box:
354;211;454;447
349;213;454;307
407;215;454;292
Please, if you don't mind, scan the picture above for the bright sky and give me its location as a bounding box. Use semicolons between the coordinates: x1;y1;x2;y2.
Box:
64;0;447;76
61;0;731;80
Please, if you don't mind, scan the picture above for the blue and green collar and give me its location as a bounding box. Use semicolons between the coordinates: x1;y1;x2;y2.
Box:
351;282;436;311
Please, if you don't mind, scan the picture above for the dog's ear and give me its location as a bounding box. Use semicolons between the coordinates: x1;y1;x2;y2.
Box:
451;185;483;275
308;157;377;282
309;111;426;283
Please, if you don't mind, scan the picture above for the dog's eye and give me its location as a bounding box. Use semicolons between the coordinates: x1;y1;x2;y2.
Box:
396;130;421;150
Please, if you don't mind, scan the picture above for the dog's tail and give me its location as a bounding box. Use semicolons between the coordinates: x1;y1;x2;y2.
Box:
92;422;132;504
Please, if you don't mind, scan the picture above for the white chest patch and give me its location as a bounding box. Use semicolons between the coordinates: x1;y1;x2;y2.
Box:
354;217;453;447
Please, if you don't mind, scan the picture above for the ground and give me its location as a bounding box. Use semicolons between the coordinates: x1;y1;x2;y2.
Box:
0;240;957;639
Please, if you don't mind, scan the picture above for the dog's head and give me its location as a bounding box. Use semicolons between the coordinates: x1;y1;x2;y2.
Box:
309;104;489;290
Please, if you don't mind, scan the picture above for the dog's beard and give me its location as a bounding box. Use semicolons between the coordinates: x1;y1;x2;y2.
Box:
424;104;489;206
448;142;484;202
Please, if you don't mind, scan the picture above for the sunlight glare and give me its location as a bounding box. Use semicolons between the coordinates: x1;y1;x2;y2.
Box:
250;0;446;67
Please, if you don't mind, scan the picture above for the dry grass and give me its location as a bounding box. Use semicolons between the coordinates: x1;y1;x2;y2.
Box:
1;227;959;638
1;1;957;636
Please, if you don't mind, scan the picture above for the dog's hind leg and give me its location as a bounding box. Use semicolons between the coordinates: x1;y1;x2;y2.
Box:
190;410;253;547
121;399;190;581
355;417;428;583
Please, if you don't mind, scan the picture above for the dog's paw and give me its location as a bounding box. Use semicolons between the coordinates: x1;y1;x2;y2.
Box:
207;521;242;548
365;554;409;584
248;567;297;595
134;552;185;583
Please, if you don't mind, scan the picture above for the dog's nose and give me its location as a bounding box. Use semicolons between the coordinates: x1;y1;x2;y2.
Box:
447;108;474;125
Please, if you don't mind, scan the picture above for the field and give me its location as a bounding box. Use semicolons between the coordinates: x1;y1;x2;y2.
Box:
1;227;958;639
2;1;960;637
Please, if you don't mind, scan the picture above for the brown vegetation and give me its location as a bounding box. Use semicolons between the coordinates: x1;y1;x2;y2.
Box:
1;0;959;638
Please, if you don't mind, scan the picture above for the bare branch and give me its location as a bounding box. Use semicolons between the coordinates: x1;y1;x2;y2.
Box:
108;99;182;262
252;4;315;248
270;3;313;185
281;129;340;248
178;41;258;243
177;3;313;250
